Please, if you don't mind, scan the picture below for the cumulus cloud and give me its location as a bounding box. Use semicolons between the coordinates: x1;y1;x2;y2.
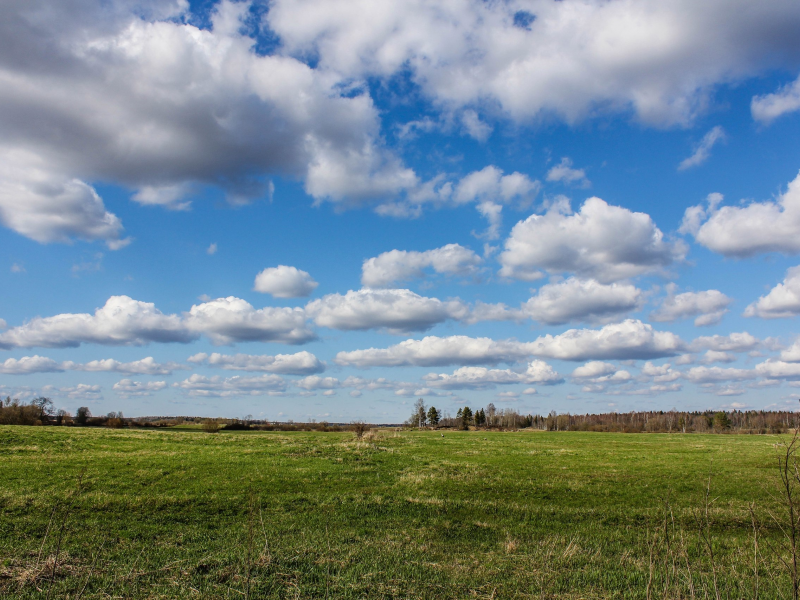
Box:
678;126;726;171
682;366;756;384
253;266;318;298
0;295;314;349
499;197;685;283
334;335;535;368
681;171;800;257
755;359;800;380
752;75;800;123
75;356;183;375
572;361;617;379
175;373;286;397
528;320;684;361
269;0;800;127
546;158;590;188
113;379;167;397
305;288;468;333
0;0;423;245
780;340;800;362
295;376;341;391
422;360;563;389
744;266;800;318
522;278;643;325
650;286;732;326
361;244;481;288
0;355;65;374
690;332;761;352
188;351;324;375
42;383;102;401
461;110;493;142
640;362;682;383
699;350;737;364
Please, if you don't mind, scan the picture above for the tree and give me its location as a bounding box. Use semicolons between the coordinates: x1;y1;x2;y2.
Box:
76;406;91;426
713;411;731;431
486;403;496;427
475;409;486;427
460;406;473;430
427;406;440;427
413;398;427;428
202;419;220;433
31;397;54;420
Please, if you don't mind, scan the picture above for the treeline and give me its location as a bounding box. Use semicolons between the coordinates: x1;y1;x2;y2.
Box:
407;398;798;434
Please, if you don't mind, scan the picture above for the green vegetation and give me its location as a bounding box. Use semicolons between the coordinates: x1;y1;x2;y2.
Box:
0;426;793;598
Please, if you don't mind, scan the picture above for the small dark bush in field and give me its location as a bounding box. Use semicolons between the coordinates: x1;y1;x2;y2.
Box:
202;419;220;433
75;406;91;425
351;421;369;439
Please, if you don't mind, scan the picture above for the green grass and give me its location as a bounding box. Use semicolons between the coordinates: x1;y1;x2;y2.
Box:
0;426;791;598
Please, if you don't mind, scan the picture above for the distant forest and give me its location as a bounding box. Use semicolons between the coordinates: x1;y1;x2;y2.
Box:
1;395;796;434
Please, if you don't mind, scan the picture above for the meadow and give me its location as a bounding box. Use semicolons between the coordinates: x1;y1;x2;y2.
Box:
0;426;791;598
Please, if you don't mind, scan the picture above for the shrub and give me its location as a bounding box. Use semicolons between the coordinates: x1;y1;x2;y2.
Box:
202;419;220;433
351;421;369;439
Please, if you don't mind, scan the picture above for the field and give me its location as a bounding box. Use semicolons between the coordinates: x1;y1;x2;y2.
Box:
0;426;791;598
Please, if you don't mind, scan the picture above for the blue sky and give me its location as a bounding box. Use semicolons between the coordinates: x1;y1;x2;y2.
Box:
2;0;800;421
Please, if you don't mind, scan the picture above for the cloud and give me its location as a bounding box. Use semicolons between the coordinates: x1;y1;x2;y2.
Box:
11;263;24;273
546;158;590;188
572;361;617;379
499;197;685;283
0;355;65;374
42;383;102;401
269;0;800;127
744;266;800;318
640;362;681;382
175;373;286;397
752;75;800;123
650;287;732;326
113;379;167;397
305;288;468;333
335;320;683;367
334;335;535;368
681;171;800;257
0;0;421;244
780;340;800;362
682;366;756;384
678;126;726;171
361;243;481;288
185;297;314;345
461;110;493;142
699;350;737;364
755;359;800;380
0;295;315;349
75;357;183;375
295;376;341;391
206;243;218;256
422;360;563;390
253;265;318;298
527;320;684;361
522;278;643;325
689;332;760;353
188;351;324;375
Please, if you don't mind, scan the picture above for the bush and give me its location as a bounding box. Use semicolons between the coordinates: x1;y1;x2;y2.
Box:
202;419;220;433
351;421;369;439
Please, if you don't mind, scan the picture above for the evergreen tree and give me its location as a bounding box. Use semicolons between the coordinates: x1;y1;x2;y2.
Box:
427;406;440;426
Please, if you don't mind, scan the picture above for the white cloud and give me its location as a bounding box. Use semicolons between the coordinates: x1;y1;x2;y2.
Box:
335;320;683;367
75;356;183;375
755;359;800;380
0;0;421;244
253;265;318;298
206;243;218;256
780;340;800;362
650;287;732;326
0;295;314;349
334;335;535;368
461;110;493;142
499;197;685;283
188;351;324;375
744;266;800;318
0;296;190;349
640;362;681;383
11;263;25;273
0;355;65;374
175;373;286;397
422;360;563;389
699;350;737;364
690;332;761;352
546;158;590;188
295;376;340;391
528;320;684;361
683;366;756;384
682;171;800;257
113;379;167;397
185;297;314;345
678;126;725;171
572;361;617;379
752;75;800;123
305;288;468;333
522;278;643;325
269;0;800;127
42;383;102;401
361;243;481;288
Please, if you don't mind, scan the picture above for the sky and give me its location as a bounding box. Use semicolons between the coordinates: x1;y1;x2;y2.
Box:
2;0;800;422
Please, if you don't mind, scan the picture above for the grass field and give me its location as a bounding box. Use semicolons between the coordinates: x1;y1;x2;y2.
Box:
0;426;792;598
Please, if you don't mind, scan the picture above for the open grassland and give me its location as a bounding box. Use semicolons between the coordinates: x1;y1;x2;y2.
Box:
0;426;791;598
